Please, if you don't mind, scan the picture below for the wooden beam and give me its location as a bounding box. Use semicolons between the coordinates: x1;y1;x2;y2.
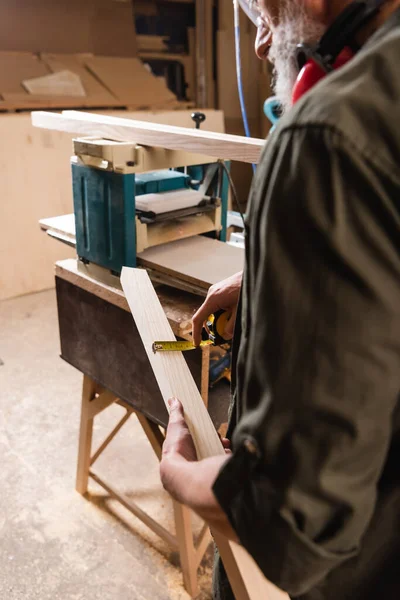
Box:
120;267;289;600
31;110;264;164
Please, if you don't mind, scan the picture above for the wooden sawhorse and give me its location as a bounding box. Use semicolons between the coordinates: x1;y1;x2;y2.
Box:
76;374;211;598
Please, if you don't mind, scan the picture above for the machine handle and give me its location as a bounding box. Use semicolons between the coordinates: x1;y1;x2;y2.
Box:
191;112;206;129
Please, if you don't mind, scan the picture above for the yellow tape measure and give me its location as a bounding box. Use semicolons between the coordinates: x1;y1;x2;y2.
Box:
152;339;213;353
152;310;232;353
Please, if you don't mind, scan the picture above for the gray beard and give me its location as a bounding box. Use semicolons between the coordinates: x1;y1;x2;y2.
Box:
268;2;325;113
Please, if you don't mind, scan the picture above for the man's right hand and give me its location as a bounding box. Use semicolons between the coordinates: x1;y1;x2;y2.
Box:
192;271;243;346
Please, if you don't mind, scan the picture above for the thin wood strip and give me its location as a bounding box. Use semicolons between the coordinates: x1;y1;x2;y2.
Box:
120;267;289;600
31;110;265;164
195;523;212;568
134;411;165;462
89;471;179;550
90;410;132;466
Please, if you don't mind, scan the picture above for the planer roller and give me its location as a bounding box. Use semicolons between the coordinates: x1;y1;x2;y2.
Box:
71;116;229;274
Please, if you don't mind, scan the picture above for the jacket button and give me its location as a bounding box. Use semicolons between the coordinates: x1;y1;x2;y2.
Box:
243;437;259;456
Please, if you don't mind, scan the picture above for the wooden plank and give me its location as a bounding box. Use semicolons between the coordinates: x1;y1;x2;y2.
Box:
31;110;265;164
138;236;244;289
40;214;76;241
120;267;289;600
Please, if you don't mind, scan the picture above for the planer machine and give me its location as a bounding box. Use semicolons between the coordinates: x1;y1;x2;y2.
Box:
71;114;229;274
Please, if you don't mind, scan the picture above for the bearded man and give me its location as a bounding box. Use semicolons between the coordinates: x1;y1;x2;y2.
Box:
160;1;400;598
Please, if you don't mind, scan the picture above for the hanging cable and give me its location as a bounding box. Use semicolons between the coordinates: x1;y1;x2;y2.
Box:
233;0;256;175
219;160;245;227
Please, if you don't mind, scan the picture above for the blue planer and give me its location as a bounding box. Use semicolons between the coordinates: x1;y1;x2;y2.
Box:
71;134;230;274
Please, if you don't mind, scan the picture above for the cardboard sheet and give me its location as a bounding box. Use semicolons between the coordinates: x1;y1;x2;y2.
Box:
42;54;118;105
23;70;86;97
85;56;177;108
0;53;49;94
0;0;137;57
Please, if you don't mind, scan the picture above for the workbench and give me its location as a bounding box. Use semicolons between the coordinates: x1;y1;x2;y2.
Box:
55;257;230;597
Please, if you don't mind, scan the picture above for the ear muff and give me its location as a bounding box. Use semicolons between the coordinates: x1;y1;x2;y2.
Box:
289;0;388;105
292;46;355;104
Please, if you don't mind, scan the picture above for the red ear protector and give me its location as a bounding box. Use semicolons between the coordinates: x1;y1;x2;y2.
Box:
292;0;388;104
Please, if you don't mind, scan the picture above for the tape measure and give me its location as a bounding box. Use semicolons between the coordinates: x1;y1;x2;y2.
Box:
152;309;232;353
202;309;231;346
152;339;213;353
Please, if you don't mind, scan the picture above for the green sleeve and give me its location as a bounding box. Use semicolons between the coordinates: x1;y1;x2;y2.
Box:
213;125;400;596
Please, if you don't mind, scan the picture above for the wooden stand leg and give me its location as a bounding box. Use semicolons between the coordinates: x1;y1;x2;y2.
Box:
135;412;200;598
76;375;97;494
75;379;207;598
173;500;199;598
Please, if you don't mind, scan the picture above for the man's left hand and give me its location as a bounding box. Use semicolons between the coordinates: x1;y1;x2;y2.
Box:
160;397;197;502
160;397;239;541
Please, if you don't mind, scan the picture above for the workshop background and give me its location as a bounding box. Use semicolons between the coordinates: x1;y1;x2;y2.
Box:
0;1;271;599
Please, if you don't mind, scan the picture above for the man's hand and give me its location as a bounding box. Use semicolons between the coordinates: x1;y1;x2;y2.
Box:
160;397;198;503
192;271;243;346
160;398;239;541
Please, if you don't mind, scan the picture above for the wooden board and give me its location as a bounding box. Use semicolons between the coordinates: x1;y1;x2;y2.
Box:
120;267;289;600
40;214;76;242
138;236;244;289
31;110;265;164
84;57;177;108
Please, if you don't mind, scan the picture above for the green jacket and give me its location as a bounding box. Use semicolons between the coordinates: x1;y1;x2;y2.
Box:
213;9;400;599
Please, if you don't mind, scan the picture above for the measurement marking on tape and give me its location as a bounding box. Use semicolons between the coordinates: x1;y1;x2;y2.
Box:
152;340;213;353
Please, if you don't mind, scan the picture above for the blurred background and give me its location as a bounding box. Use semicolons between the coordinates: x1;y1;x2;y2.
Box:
0;0;271;302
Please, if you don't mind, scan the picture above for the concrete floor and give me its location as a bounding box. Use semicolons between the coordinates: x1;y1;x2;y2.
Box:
0;289;214;600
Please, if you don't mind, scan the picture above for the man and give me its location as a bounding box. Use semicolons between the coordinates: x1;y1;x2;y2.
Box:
160;1;400;598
